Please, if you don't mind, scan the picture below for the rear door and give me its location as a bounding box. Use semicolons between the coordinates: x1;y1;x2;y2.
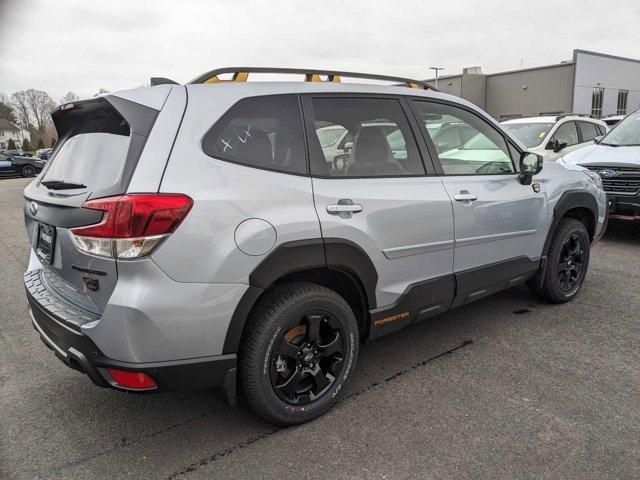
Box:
303;95;455;336
23;88;178;314
411;99;549;305
577;120;601;148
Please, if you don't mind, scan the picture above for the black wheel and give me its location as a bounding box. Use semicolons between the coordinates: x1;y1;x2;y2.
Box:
239;282;359;425
21;165;36;177
530;218;590;303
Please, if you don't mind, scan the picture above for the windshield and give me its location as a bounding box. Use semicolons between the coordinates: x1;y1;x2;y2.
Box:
601;111;640;146
502;122;554;148
316;126;345;148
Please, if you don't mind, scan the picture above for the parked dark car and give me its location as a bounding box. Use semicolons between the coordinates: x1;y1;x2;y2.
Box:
0;152;45;177
34;148;53;160
5;149;25;157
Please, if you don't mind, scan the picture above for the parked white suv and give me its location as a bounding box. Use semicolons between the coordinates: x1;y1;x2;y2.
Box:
23;68;607;425
502;115;607;162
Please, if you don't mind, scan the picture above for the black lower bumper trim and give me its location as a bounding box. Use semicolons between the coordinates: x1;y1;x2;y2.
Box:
26;287;238;404
607;194;640;220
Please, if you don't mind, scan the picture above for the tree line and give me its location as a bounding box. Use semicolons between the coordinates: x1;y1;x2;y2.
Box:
0;88;110;151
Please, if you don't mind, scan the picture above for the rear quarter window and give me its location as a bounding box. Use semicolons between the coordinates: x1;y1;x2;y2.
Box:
202;94;307;175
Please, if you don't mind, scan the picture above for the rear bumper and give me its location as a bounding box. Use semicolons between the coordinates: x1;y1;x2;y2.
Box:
26;285;238;404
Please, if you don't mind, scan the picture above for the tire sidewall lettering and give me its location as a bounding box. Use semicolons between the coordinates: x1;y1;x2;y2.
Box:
263;326;282;375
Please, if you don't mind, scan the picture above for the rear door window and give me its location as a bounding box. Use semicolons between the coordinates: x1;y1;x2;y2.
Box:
306;97;424;177
578;121;599;142
202;94;307;174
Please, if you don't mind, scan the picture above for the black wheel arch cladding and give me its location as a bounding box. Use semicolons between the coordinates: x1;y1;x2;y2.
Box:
223;238;377;354
543;189;598;256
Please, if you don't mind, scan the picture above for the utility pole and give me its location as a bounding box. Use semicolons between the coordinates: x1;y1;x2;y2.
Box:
429;67;444;89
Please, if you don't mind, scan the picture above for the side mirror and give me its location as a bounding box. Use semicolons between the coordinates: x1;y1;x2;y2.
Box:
594;135;603;144
553;139;568;153
518;152;543;185
343;141;353;151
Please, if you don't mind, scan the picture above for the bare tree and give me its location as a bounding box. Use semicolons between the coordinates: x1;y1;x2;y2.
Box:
11;89;56;149
60;91;80;104
11;89;55;133
93;88;110;97
10;91;32;131
0;93;16;123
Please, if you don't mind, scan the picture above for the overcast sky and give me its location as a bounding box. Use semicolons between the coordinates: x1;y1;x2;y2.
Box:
1;0;639;101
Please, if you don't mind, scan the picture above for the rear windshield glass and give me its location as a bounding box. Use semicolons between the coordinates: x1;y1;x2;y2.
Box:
42;133;130;190
42;98;131;191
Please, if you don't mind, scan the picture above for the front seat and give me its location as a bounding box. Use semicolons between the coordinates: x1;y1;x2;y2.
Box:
346;127;406;176
235;127;273;168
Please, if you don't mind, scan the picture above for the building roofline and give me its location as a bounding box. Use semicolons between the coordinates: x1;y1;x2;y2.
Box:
424;60;574;83
573;49;640;65
423;49;640;84
486;61;574;77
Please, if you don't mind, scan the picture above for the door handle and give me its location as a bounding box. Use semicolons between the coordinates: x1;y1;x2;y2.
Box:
453;191;478;202
327;204;363;214
326;199;363;218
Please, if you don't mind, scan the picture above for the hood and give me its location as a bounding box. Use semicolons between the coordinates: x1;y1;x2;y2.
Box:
562;144;640;166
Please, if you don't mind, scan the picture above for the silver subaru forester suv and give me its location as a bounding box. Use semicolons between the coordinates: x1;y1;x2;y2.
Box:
23;68;607;425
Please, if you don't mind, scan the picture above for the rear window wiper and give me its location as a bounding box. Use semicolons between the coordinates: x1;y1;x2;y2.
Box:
41;179;87;190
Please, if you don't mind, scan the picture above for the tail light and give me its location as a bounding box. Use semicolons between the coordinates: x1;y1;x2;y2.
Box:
69;194;193;259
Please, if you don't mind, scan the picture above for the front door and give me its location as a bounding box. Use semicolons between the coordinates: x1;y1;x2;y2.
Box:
412;99;549;304
547;120;581;162
303;95;455;336
0;153;14;172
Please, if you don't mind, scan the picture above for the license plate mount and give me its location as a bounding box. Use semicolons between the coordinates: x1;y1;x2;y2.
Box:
36;222;56;264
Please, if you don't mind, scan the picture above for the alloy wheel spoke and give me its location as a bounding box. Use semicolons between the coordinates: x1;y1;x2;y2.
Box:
276;367;303;398
329;357;344;375
306;314;322;343
277;340;300;359
309;365;329;392
318;332;341;358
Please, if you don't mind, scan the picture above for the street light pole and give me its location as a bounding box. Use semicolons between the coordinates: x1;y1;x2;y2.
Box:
429;67;444;89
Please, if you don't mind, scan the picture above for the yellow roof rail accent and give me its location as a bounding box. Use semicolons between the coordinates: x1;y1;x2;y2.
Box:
189;67;439;91
203;71;248;84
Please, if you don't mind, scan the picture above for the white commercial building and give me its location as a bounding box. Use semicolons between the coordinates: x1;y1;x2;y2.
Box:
426;50;640;121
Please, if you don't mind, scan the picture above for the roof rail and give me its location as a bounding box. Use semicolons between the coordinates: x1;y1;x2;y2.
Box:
555;113;595;121
188;67;438;91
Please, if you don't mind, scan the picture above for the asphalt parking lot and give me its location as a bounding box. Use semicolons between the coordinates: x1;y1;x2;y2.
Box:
1;176;639;480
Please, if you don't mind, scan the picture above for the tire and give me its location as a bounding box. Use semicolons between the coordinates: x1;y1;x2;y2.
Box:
529;218;590;303
21;165;36;177
239;282;359;425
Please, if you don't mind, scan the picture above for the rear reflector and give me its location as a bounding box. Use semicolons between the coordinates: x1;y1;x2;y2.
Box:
107;368;157;390
69;194;193;259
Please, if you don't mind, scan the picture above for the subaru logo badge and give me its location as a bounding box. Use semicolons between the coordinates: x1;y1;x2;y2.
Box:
29;201;38;217
598;169;616;179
